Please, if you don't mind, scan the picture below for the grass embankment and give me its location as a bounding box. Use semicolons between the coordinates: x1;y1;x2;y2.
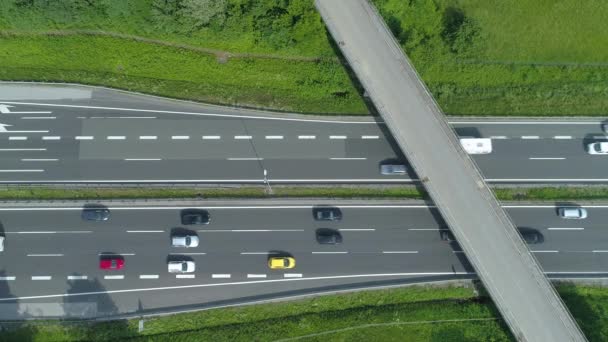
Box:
1;1;608;115
2;186;608;202
3;284;608;341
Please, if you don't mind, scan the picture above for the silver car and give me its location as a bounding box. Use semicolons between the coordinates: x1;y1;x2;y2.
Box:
168;261;196;273
171;235;200;248
558;207;588;219
380;164;406;175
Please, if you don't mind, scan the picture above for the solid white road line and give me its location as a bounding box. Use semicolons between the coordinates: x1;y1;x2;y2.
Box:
139;275;160;279
553;136;573;139
202;135;221;140
361;135;379;139
176;275;195;279
0;101;377;124
0;277;15;281
21;159;58;162
42;136;60;140
227;158;264;161
8;136;27;140
27;254;63;257
531;250;559;253
139;136;157;140
247;274;267;278
0;148;46;151
168;252;206;255
311;251;348;254
118;116;156;119
329;135;347;139
284;273;303;278
204;229;304;232
6;231;92;234
0;272;490;301
547;227;584;231
329;157;367;160
171;136;190;140
107;136;126;140
382;251;419;254
298;135;316;139
124;158;162;161
234;135;252;140
75;136;94;140
0;169;44;172
408;228;445;231
338;228;375;231
265;135;284;140
528;157;565;160
21;117;56;120
32;276;52;280
240;252;274;255
212;274;231;279
521;136;540;139
126;230;164;233
104;275;125;280
67;276;88;280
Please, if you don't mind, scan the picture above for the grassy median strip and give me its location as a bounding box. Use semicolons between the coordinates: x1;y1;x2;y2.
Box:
3;284;607;341
2;186;608;201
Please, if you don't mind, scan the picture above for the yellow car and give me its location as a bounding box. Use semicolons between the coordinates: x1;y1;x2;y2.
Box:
268;257;296;269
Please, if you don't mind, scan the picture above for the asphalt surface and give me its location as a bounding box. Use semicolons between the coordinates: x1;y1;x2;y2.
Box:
0;84;608;184
314;1;584;341
0;200;607;319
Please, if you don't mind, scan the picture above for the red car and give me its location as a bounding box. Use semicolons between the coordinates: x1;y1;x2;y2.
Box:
99;257;124;270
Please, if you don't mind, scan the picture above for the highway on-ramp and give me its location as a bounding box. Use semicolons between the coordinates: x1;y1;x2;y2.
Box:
1;84;608;184
0;200;607;319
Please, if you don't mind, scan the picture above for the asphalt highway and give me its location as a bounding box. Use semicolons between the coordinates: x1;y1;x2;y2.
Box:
0;200;607;318
1;84;608;183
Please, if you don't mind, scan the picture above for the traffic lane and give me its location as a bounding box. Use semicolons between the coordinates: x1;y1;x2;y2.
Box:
0;206;441;232
507;207;607;230
0;159;410;183
451;122;605;140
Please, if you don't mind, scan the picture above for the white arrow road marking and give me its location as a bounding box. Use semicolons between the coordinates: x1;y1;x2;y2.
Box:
0;123;49;133
0;104;51;114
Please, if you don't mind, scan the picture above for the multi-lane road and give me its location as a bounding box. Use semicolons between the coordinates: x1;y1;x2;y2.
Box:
1;84;608;183
0;200;607;318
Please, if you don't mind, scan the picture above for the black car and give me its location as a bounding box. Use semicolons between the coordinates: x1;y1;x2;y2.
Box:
81;208;110;221
439;230;455;242
312;207;342;221
181;209;210;225
316;228;343;245
519;228;544;244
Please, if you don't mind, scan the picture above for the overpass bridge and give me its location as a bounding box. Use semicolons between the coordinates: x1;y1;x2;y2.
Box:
314;1;586;340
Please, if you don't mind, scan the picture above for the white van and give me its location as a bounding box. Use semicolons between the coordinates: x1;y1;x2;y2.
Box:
460;138;492;154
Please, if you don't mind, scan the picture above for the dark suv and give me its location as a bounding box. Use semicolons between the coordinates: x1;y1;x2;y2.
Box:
181;209;210;225
82;208;110;221
312;207;342;221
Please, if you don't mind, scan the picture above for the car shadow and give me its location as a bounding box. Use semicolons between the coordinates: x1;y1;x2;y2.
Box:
166;255;194;263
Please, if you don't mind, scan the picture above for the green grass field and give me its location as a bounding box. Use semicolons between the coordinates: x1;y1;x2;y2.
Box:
2;284;607;341
0;0;607;115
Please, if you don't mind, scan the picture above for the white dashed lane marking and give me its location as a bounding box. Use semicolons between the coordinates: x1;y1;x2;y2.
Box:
265;135;284;140
521;136;540;139
75;136;94;140
176;274;195;279
247;274;267;279
283;273;302;278
298;135;316;139
9;136;27;141
171;136;190;140
234;135;252;140
553;136;572;139
212;274;231;279
42;136;61;140
104;275;125;280
0;277;15;281
361;135;379;139
329;135;347;139
139;136;157;140
107;136;126;140
490;136;508;139
139;275;160;279
202;136;221;140
67;276;88;280
32;276;52;280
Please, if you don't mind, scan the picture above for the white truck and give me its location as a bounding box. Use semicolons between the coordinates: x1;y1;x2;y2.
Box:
460;138;492;154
